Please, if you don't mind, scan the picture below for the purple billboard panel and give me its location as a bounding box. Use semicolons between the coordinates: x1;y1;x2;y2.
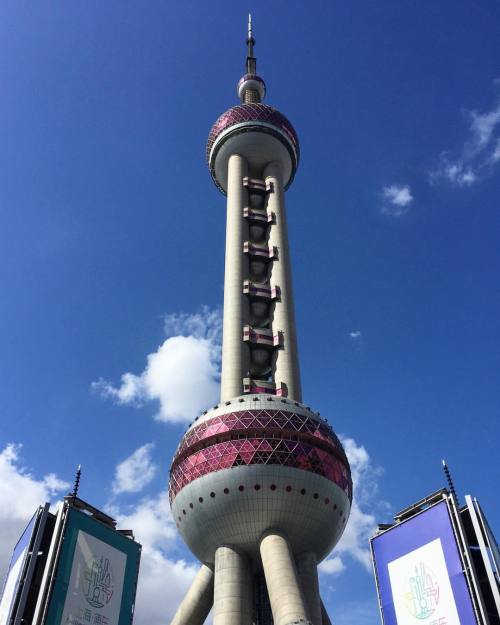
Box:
371;500;477;625
0;513;37;625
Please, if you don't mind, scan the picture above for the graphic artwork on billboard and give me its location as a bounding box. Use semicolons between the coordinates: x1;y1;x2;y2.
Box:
388;538;460;625
60;531;126;625
371;500;477;625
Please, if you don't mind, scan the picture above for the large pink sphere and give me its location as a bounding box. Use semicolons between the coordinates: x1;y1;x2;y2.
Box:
169;394;352;564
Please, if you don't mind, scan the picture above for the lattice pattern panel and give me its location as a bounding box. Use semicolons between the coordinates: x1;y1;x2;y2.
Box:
174;410;345;459
169;436;351;502
169;410;351;503
206;103;299;162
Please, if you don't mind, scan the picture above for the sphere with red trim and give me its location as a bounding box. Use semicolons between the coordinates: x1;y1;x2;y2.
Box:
206;103;299;194
169;394;352;564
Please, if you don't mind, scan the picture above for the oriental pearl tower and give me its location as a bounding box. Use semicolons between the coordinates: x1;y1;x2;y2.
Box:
169;17;352;625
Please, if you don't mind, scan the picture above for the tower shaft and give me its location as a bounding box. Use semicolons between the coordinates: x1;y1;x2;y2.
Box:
220;157;301;402
265;161;302;402
220;154;250;401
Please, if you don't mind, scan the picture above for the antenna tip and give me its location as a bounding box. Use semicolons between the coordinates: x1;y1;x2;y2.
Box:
442;459;446;466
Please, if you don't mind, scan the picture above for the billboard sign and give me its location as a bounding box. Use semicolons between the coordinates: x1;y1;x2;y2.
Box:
0;513;38;625
371;500;478;625
44;508;140;625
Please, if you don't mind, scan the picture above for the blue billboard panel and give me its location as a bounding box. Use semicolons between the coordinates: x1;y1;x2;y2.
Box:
44;508;140;625
371;500;477;625
0;513;37;625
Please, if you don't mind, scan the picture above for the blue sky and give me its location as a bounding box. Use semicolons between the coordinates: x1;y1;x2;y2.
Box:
0;2;499;624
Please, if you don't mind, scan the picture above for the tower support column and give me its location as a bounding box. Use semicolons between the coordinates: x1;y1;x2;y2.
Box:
170;564;214;625
260;532;311;625
221;154;249;402
213;545;253;625
265;161;302;402
321;600;333;625
296;552;322;625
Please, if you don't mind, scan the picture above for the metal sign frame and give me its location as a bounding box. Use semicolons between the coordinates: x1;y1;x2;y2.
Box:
465;495;500;618
12;504;51;625
0;505;50;625
32;503;66;625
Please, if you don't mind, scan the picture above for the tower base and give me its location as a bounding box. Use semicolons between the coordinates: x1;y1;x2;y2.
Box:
169;533;333;625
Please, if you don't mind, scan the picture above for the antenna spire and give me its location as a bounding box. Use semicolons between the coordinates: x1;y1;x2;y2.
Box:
237;15;266;104
72;464;82;501
246;13;256;74
442;459;459;506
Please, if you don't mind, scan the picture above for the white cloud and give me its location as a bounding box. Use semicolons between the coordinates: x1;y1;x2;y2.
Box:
320;437;386;575
111;492;177;552
111;493;200;625
163;308;221;344
470;104;500;150
134;553;200;625
381;184;414;216
93;307;221;423
491;138;500;163
319;555;346;575
0;444;70;580
349;330;361;339
113;443;157;495
431;83;500;186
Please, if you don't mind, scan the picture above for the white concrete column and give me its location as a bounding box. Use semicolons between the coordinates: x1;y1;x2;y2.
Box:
265;161;302;402
296;552;322;625
213;546;253;625
321;600;333;625
260;532;311;625
220;154;249;402
170;564;214;625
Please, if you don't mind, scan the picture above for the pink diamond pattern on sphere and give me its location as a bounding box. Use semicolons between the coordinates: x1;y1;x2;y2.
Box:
206;103;299;164
169;410;351;503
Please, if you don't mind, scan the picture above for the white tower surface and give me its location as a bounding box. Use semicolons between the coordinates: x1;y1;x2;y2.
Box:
169;18;352;625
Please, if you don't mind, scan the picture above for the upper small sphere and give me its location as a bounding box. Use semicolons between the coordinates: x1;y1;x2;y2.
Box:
237;73;266;101
207;103;300;194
